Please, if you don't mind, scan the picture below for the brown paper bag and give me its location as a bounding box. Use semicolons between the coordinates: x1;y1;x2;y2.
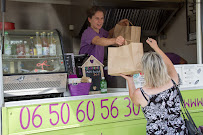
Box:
113;24;141;43
108;43;143;76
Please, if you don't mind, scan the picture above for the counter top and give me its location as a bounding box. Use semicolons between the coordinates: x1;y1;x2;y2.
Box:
5;91;129;107
4;86;203;108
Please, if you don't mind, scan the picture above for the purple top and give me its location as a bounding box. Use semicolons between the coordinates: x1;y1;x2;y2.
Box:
165;53;181;64
79;27;109;63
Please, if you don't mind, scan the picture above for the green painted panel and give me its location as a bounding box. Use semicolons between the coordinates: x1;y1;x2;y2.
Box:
2;107;9;135
31;119;147;135
2;89;203;135
3;96;144;135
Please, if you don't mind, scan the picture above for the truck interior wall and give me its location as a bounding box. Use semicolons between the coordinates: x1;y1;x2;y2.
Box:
158;5;197;64
0;1;73;53
70;4;91;55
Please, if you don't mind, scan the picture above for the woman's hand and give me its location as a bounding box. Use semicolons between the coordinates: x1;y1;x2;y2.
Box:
115;36;125;45
118;19;129;26
146;38;159;50
120;74;133;82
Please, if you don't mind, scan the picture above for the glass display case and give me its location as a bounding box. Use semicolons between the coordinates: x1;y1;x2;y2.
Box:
1;29;67;97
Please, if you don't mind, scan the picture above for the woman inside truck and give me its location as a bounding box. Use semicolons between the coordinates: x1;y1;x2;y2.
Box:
121;38;188;134
79;6;129;64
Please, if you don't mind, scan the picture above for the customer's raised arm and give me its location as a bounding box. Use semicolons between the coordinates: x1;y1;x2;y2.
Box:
146;38;179;84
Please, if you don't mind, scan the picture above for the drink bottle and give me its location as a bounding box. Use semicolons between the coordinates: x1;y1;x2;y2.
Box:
35;32;42;56
16;40;25;58
49;32;56;56
42;32;49;56
47;32;50;46
11;41;17;57
24;40;30;58
30;37;37;57
4;32;12;57
100;77;107;93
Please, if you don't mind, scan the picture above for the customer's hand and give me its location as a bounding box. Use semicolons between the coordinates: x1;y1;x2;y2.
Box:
118;19;129;26
116;36;125;46
146;38;159;49
120;74;133;82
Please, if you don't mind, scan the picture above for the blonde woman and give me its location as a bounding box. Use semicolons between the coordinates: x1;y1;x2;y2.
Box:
120;38;188;135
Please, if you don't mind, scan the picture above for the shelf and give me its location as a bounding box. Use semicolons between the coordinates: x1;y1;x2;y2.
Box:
8;0;71;5
3;55;62;60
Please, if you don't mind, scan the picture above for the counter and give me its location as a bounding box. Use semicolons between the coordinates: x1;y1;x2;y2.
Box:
2;87;203;135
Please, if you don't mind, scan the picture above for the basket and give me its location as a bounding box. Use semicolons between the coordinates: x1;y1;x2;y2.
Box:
68;82;91;96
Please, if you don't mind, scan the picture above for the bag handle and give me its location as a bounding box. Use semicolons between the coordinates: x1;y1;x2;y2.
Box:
129;21;134;26
124;39;133;45
118;20;133;26
126;21;134;26
124;40;128;45
173;81;200;134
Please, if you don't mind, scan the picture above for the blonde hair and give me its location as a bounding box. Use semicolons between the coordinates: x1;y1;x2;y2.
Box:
142;52;170;88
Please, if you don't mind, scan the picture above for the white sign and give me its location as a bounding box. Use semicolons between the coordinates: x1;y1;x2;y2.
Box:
175;64;203;88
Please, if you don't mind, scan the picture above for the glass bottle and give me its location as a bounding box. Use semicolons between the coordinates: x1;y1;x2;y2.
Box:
40;32;43;39
11;40;17;58
42;32;49;56
100;77;107;93
49;32;56;56
24;40;30;58
4;32;12;57
16;40;25;58
47;33;50;44
35;32;42;56
30;37;37;57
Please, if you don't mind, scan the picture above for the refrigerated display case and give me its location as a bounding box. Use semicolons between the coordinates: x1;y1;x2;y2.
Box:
2;29;67;98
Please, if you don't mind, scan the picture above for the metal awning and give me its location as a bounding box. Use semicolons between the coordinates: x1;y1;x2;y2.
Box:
79;0;184;37
103;8;176;36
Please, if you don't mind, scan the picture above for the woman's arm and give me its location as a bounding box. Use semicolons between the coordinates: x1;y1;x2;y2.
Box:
92;36;125;46
146;38;179;84
97;19;129;45
120;74;140;106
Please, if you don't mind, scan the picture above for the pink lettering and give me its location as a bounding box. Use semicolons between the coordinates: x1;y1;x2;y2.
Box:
184;99;190;108
197;98;203;106
190;99;197;107
184;98;203;108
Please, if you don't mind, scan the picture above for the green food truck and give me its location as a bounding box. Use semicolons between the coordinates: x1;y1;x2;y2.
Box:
0;0;203;135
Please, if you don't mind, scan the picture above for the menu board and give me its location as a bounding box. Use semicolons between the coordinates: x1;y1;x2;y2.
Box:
85;66;101;91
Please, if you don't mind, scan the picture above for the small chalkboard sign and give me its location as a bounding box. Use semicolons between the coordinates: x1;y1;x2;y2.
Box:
85;66;101;91
64;53;76;75
82;55;104;92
